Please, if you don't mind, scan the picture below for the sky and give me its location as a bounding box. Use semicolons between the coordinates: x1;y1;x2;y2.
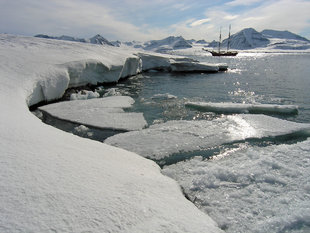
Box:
1;0;310;42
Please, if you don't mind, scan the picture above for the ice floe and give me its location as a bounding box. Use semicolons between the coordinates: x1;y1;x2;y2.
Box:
105;114;310;160
39;96;147;131
162;139;310;232
171;62;227;72
186;102;299;115
151;93;177;100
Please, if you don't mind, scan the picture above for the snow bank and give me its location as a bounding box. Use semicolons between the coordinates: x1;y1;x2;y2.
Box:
39;96;147;131
105;115;310;160
186;102;299;115
0;34;222;232
162;139;310;232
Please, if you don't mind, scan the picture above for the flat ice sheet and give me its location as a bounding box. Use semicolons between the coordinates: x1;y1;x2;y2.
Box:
186;102;298;114
163;139;310;232
105;114;310;160
39;96;147;131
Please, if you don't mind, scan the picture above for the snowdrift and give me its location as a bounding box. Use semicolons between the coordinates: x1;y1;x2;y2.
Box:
0;34;222;232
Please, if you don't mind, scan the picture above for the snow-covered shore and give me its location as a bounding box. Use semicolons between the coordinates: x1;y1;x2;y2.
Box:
0;34;222;232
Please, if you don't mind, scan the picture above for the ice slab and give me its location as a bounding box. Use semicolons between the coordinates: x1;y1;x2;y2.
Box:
186;102;299;115
163;139;310;232
39;96;147;131
137;52;228;73
170;62;220;72
105;114;310;160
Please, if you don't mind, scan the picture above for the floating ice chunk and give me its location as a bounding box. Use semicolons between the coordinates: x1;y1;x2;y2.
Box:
103;88;122;97
39;96;147;131
170;62;220;72
105;115;310;160
137;52;172;71
186;102;298;115
70;90;100;100
73;125;94;137
162;139;310;232
151;93;177;100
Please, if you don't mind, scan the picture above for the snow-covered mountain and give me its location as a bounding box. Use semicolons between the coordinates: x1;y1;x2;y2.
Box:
261;29;310;50
143;36;192;52
35;34;87;43
124;36;192;53
261;29;310;42
35;34;114;46
221;28;270;50
89;34;114;46
207;28;310;50
195;39;208;44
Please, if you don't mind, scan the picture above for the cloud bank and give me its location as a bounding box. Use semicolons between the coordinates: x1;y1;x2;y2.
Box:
0;0;309;41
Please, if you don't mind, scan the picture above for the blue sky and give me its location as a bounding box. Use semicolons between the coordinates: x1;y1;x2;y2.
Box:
1;0;310;41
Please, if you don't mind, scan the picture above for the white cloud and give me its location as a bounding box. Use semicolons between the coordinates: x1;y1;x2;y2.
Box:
198;0;310;40
0;0;165;41
226;0;264;6
190;18;211;27
224;15;239;20
0;0;309;42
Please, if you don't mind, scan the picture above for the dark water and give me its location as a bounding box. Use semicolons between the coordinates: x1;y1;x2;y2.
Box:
116;53;310;124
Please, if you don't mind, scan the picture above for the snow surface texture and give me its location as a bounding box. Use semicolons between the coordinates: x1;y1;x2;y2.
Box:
186;102;299;115
162;139;310;232
39;96;147;131
105;114;310;160
0;34;222;232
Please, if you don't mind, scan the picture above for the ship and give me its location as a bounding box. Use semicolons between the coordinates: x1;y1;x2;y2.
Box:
203;25;238;56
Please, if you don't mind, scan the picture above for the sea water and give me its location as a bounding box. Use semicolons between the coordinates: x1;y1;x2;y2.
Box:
116;53;310;124
109;53;310;232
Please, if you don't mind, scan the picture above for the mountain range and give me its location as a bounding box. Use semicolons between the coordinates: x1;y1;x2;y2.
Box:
35;28;310;52
35;34;116;46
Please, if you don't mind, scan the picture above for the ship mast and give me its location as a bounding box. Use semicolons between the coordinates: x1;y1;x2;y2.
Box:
218;27;222;53
227;24;231;52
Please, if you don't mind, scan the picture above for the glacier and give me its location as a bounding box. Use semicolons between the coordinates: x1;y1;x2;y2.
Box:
0;34;222;232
